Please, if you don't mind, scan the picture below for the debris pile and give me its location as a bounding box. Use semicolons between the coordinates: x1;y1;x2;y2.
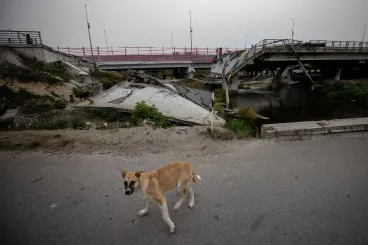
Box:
77;70;225;126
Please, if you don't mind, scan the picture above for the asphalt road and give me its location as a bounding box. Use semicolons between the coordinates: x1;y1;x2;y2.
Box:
1;134;368;245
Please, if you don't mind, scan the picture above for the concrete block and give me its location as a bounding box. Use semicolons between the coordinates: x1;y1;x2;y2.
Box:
261;118;368;139
261;121;324;138
317;118;368;134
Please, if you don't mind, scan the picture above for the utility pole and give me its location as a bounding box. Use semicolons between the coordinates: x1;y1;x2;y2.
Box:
362;23;366;43
104;31;109;55
245;34;248;50
189;10;193;58
171;31;174;54
291;18;295;43
85;4;96;68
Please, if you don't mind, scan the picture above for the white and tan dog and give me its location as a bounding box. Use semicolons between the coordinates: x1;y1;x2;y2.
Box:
120;161;201;233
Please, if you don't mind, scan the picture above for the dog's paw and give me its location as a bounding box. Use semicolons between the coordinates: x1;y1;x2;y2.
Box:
138;209;148;216
169;225;176;234
173;203;181;210
188;202;194;209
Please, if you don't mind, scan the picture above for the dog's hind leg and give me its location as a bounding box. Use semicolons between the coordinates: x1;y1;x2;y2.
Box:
173;184;188;210
188;187;195;208
138;199;150;216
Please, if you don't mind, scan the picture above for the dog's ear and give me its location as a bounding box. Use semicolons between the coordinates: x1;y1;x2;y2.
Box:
135;170;143;178
119;169;127;178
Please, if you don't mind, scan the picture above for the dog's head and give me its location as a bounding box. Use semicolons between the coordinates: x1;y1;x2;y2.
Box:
119;169;143;195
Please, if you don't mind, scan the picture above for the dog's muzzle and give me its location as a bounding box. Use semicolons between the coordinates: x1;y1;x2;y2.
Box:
124;180;136;195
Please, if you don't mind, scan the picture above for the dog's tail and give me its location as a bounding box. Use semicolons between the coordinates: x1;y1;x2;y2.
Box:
192;171;201;183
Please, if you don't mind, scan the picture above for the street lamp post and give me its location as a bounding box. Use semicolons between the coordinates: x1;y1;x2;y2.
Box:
189;10;193;58
291;18;295;43
104;31;109;55
362;24;366;43
85;4;96;68
171;31;174;54
245;34;248;50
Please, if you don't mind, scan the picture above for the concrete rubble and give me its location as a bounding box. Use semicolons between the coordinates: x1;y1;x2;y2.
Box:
76;71;225;126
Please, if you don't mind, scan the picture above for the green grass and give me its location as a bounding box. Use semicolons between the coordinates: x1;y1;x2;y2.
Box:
213;88;226;102
214;102;224;112
225;119;254;137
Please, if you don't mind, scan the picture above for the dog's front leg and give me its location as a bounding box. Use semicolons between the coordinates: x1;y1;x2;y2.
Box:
138;199;150;216
159;198;175;233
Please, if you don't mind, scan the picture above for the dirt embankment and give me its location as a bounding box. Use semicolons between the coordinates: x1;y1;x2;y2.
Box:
0;126;251;157
0;79;74;101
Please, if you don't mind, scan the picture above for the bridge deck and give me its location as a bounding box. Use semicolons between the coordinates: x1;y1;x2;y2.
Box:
213;39;368;78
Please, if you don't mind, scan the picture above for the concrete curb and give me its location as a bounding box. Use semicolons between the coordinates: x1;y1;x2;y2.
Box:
261;118;368;139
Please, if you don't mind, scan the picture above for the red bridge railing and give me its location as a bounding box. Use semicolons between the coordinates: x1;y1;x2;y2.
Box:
55;46;243;63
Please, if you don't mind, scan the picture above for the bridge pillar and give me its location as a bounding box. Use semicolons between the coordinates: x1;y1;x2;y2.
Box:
334;69;341;81
173;66;195;79
227;73;238;95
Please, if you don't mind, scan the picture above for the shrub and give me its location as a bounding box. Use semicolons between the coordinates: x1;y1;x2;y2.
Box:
54;99;66;109
131;101;171;128
316;81;368;106
72;87;80;95
100;77;115;90
91;70;122;90
225;119;254;137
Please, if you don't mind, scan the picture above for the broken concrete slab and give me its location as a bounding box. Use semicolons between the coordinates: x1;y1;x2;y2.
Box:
76;82;225;126
173;85;212;110
261;117;368;138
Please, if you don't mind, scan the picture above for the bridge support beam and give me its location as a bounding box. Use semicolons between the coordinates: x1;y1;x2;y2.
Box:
223;73;238;95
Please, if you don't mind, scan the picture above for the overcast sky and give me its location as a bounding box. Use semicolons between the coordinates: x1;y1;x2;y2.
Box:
1;0;367;50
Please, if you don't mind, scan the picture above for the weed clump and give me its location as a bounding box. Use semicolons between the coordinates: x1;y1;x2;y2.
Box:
225;119;254;138
213;88;226;102
131;101;171;128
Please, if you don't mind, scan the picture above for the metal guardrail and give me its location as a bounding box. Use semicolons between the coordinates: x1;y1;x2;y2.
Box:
250;39;368;61
55;46;242;63
0;30;42;45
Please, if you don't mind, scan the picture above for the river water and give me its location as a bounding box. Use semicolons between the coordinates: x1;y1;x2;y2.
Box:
230;85;368;125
